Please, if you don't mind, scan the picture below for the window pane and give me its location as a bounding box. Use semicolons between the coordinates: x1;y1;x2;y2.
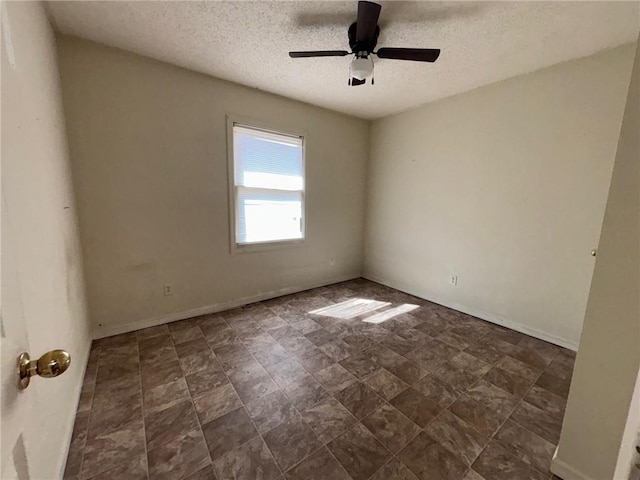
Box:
237;188;303;244
234;127;303;191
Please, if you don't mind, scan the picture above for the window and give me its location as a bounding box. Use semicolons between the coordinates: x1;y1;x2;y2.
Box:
230;122;305;248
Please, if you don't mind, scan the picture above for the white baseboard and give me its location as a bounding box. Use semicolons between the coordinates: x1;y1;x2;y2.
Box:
92;274;360;339
550;451;597;480
93;272;580;351
363;274;579;351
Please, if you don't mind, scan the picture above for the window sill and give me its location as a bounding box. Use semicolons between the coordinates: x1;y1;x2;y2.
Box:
231;238;305;254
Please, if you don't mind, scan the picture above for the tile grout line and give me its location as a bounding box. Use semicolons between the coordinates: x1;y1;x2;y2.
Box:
133;338;150;480
81;337;144;480
257;362;369;478
307;304;563;480
458;346;563;479
266;303;545;477
75;344;98;480
168;324;225;479
264;311;423;479
139;327;209;477
352;331;453;480
77;282;570;480
387;325;562;479
197;315;288;479
487;344;561;477
396;346;498;479
270;303;475;479
235;314;337;477
241;305;398;479
499;349;564;480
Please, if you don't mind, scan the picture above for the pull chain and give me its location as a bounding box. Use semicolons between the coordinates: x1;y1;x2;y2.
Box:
371;56;375;85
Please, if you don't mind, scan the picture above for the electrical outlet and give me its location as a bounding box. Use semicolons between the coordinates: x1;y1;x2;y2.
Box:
449;275;458;286
163;284;172;296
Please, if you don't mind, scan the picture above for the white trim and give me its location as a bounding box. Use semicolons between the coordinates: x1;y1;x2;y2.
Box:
233;124;302;146
92;274;358;339
551;451;597;480
226;114;307;254
362;273;579;351
93;272;580;347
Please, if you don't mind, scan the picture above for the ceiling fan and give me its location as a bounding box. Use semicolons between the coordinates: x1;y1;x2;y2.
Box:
289;1;441;86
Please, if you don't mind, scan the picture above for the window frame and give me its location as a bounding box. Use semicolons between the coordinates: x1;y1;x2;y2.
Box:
226;115;307;254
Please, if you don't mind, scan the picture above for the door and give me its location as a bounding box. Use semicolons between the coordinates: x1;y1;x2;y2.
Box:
1;4;40;477
1;3;90;478
1;196;40;480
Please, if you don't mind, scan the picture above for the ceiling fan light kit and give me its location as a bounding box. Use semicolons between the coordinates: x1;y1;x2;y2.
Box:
289;0;441;86
350;56;374;81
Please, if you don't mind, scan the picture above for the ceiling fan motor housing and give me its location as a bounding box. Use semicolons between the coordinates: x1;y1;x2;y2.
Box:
348;22;379;57
288;0;441;85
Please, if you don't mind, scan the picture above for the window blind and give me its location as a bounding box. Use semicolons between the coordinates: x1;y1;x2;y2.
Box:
233;124;304;245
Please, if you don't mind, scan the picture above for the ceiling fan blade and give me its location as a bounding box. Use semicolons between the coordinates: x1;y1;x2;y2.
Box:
356;1;382;43
376;48;441;62
350;77;366;86
289;50;350;58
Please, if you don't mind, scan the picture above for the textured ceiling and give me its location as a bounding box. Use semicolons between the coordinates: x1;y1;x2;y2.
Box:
47;1;639;119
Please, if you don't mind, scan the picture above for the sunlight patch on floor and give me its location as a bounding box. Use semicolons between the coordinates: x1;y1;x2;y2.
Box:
309;298;391;319
362;303;419;324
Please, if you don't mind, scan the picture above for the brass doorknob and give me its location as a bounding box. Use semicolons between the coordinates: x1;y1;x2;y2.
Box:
17;350;71;389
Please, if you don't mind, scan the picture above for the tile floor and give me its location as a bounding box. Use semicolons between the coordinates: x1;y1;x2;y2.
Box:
64;278;575;480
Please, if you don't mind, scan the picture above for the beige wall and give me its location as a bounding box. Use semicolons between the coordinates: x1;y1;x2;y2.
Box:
56;36;369;337
1;2;90;478
364;45;635;349
552;40;639;480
